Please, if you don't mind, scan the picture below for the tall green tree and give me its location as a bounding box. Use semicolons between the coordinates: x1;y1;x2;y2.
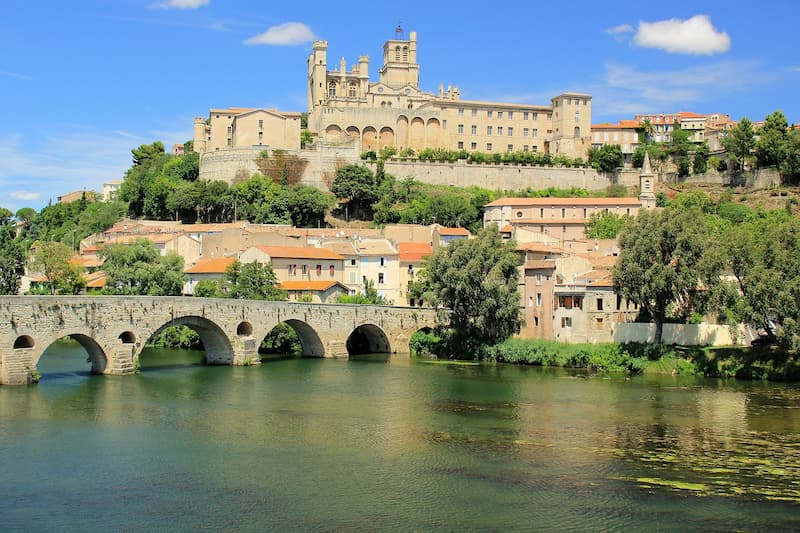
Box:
0;208;25;294
100;238;185;295
422;225;521;357
722;117;756;172
588;144;624;173
755;111;789;168
224;260;286;301
613;208;719;343
330;164;382;219
29;241;86;295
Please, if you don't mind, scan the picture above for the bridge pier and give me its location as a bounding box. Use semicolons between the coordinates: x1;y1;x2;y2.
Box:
232;336;261;366
1;347;35;385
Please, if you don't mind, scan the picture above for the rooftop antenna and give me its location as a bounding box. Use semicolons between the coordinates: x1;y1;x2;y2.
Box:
395;22;404;39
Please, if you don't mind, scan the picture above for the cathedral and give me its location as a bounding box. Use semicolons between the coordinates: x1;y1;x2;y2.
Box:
194;29;592;160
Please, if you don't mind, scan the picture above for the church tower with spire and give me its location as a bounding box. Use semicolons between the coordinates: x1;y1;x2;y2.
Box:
639;151;657;209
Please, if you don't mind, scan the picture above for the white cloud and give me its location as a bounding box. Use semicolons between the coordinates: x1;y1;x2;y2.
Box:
606;24;633;35
10;191;40;201
0;70;32;80
634;15;730;55
245;22;316;46
151;0;209;9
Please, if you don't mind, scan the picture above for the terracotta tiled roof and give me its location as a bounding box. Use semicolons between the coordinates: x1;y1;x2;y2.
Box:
436;227;471;236
185;257;236;274
70;256;104;268
399;242;432;262
85;271;106;288
254;245;345;260
516;242;564;254
280;280;347;291
591;120;639;129
485;197;640;207
679;111;705;119
525;260;557;270
354;240;397;256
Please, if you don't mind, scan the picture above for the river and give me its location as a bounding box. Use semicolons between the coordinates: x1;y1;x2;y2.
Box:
1;340;799;531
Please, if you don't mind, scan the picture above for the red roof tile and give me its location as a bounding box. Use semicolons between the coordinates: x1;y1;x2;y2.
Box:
185;257;236;274
399;242;433;262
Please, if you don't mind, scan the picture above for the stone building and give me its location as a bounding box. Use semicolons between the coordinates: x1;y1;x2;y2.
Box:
307;29;592;158
193;107;302;154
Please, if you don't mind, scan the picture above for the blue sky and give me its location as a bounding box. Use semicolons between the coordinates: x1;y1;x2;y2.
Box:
2;0;798;212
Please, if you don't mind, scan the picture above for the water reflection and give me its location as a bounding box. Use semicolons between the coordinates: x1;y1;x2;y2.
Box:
2;346;800;531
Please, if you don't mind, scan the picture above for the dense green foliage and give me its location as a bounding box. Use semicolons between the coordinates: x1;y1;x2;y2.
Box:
29;241;86;295
337;279;388;304
613;207;721;343
419;225;521;357
722;118;756;172
484;338;647;374
147;325;202;350
196;261;286;301
585;212;630;239
259;323;302;356
99;239;185;295
0;208;25;295
588;144;624;172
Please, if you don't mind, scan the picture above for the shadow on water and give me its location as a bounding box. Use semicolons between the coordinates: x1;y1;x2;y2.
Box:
37;338;96;383
348;352;391;363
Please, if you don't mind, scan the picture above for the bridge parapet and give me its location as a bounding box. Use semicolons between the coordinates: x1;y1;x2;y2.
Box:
0;296;438;385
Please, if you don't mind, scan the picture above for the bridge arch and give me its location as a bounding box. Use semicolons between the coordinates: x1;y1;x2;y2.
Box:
145;315;233;365
35;333;108;376
13;335;34;349
346;323;391;356
259;319;325;358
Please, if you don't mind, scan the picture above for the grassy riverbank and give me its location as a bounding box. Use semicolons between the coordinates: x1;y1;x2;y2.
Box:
412;332;800;381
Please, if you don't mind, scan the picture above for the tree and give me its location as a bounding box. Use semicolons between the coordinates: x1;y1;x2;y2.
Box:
337;279;388;304
330;164;381;219
693;143;710;175
585;212;629;239
29;241;86;295
224;260;286;301
755;111;789;168
100;239;185;295
722;213;800;351
0;208;25;294
722;118;756;172
422;225;521;357
613;208;719;344
588;144;624;173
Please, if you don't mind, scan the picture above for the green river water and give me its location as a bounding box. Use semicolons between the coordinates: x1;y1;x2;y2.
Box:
1;340;799;531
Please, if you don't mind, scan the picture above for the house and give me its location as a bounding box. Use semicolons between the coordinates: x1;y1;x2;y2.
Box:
183;256;236;295
398;242;433;306
238;245;346;286
432;225;470;251
281;280;350;303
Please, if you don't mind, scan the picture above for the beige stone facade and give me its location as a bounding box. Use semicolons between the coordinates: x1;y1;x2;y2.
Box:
307;31;591;158
193;107;302;155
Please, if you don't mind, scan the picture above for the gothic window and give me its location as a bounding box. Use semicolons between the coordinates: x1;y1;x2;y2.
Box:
574;126;581;138
328;82;336;97
395;46;401;60
402;46;408;61
348;82;357;98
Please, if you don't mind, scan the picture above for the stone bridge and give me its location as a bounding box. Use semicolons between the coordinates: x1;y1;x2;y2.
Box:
0;296;439;385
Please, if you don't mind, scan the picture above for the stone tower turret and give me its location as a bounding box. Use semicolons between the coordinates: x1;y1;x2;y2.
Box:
308;40;328;113
192;117;207;154
639;151;657;209
378;30;419;88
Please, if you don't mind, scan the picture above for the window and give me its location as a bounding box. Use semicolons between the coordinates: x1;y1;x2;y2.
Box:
471;125;477;135
471;142;477;150
507;144;513;152
595;317;604;330
350;258;357;266
558;296;583;309
575;111;580;121
524;112;529;120
536;293;542;306
534;316;539;327
487;110;493;118
523;128;529;137
508;127;513;136
536;273;542;285
597;298;604;311
533;112;538;120
379;257;385;267
471;108;477;117
289;264;297;275
487;126;492;136
329;265;335;276
561;317;572;328
583;208;587;218
516;211;523;218
561;208;566;218
523;145;529;152
378;272;385;284
258;131;263;142
442;120;446;129
497;126;503;136
348;83;357;97
302;264;308;275
528;296;533;307
457;141;464;149
532;128;538;138
497;111;503;119
540;207;544;217
258;119;263;129
486;143;493;151
328;82;336;97
458;124;464;134
458;108;464;116
508;111;513;120
316;264;322;276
